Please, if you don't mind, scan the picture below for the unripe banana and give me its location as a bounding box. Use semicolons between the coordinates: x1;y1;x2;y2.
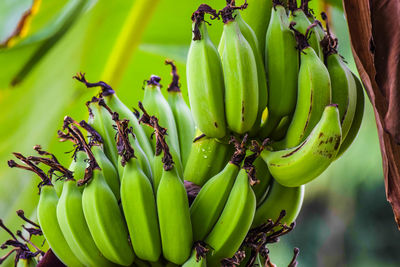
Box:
219;7;268;135
142;75;182;175
184;131;232;186
220;10;259;134
241;0;273;59
57;179;113;266
190;144;245;241
120;155;161;262
165;60;196;168
261;104;342;187
335;72;365;158
74;73;154;162
270;115;291;141
262;3;299;137
252;179;305;228
187;5;226;138
252;157;272;205
205;168;256;266
157;166;193;264
182;248;207;267
38;185;84;267
280;28;331;148
92;145;120;200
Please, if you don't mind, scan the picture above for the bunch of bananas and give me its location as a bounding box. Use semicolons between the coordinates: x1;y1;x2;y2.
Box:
3;0;365;266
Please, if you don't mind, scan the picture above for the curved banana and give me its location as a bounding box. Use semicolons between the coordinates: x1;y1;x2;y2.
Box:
261;104;342;187
281;28;331;149
261;3;299;137
74;73;153;162
324;40;357;142
165;60;196;168
252;179;305;228
57;179;113;266
182;248;207;267
270;115;290;141
205;168;256;266
219;9;259;134
241;0;273;59
190;145;245;241
335;73;365;158
157;166;193;264
187;5;226;138
184;131;232;186
252;156;272;205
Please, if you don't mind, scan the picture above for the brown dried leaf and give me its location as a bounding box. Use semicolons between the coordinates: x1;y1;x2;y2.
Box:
343;0;400;228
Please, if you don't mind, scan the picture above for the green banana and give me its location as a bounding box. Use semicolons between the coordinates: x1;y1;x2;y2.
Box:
261;104;342;187
324;32;357;142
270;115;291;141
190;141;246;241
187;5;226;138
289;1;324;60
252;179;305;228
335;72;365;157
184;131;232;186
241;0;273;59
92;145;120;200
16;258;37;267
281;26;331;148
219;7;268;134
57;179;113;266
262;3;299;137
165;60;196;168
74;73;154;162
219;8;259;134
182;247;207;267
120;137;161;261
205;168;256;266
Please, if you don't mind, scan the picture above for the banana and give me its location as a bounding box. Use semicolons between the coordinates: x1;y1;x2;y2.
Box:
184;131;232;186
289;0;324;60
165;60;196;168
241;0;273;59
182;245;208;267
261;104;342;187
280;25;331;148
119;127;161;262
190;138;246;241
187;5;226;138
142;75;182;175
57;179;113;266
16;258;37;267
219;6;259;134
74;73;154;162
252;179;305;228
270;115;291;141
205;167;256;266
8;153;83;267
219;6;268;135
261;2;299;137
323;28;357;142
335;72;365;158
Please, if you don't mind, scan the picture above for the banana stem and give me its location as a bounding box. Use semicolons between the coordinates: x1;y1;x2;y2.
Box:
101;0;161;87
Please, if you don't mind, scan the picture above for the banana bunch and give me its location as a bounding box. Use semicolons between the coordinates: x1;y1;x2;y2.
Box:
4;0;366;266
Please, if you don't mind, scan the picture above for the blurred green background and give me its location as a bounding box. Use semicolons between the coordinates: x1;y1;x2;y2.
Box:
1;0;399;266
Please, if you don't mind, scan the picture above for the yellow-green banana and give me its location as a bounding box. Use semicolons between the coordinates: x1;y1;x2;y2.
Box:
262;104;342;187
165;60;196;168
336;73;365;157
252;157;272;205
182;248;207;267
187;5;226;138
252;179;305;228
219;8;259;134
205;168;256;266
120;144;161;261
262;3;299;136
281;28;331;148
190;143;246;241
184;131;232;186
